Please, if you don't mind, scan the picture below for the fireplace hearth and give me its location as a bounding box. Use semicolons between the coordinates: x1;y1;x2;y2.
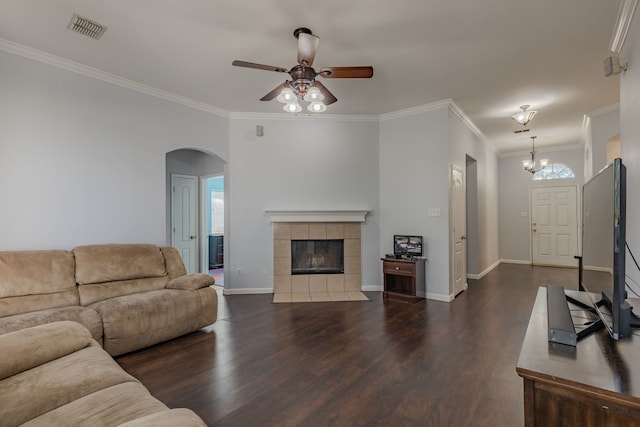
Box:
291;239;344;275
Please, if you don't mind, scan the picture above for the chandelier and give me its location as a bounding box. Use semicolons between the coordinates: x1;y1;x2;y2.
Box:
522;136;549;173
512;105;537;126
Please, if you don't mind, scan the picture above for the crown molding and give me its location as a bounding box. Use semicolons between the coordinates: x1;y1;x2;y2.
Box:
446;99;496;153
379;99;451;121
229;111;378;122
587;102;620;118
0;38;230;118
379;98;496;152
0;36;492;146
610;0;638;53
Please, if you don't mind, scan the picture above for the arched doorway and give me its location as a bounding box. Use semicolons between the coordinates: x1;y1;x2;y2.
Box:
165;149;226;280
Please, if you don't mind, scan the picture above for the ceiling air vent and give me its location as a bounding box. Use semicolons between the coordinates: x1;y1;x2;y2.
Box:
67;13;107;40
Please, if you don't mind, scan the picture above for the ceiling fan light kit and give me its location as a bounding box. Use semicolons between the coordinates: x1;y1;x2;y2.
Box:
232;28;373;113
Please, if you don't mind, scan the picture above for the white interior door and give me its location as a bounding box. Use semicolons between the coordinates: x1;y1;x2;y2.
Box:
171;174;198;273
451;165;467;296
531;185;578;267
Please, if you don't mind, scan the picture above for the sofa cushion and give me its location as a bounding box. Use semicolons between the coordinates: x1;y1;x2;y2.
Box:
160;246;187;280
90;287;218;356
0;306;103;344
74;244;171;305
20;382;170;427
0;340;139;426
0;250;79;316
0;289;81;318
0;321;93;381
77;276;169;307
74;244;167;285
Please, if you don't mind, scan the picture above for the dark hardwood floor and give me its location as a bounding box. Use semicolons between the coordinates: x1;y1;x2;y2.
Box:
116;264;578;426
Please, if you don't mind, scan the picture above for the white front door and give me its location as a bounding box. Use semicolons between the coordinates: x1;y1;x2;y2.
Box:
531;185;578;267
451;165;467;296
171;174;198;273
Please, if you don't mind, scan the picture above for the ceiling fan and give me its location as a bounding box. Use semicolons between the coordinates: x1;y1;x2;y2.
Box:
232;27;374;113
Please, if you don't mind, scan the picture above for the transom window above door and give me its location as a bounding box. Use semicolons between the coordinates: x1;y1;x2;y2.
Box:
533;163;576;180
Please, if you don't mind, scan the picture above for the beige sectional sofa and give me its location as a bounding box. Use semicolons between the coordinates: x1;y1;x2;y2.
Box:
0;243;217;356
0;321;207;426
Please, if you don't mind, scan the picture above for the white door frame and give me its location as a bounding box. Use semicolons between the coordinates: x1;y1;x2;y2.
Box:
450;164;467;297
529;184;580;267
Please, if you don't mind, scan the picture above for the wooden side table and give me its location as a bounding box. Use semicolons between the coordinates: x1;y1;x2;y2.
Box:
381;258;426;303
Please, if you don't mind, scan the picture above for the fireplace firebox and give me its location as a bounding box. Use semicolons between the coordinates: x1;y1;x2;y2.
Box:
291;239;344;275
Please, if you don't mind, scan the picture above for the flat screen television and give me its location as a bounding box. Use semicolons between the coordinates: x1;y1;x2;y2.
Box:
393;235;423;258
581;158;633;339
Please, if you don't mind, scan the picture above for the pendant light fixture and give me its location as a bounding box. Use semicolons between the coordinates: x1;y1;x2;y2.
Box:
522;136;549;173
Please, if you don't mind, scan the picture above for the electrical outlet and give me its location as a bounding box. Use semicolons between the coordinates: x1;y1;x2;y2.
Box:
235;268;242;276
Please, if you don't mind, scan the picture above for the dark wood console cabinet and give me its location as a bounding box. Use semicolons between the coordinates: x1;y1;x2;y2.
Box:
381;258;426;303
517;287;640;426
208;234;223;269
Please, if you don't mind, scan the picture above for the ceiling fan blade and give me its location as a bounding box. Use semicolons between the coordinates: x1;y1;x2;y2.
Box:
315;81;337;105
232;60;288;73
260;83;286;101
319;66;374;78
297;33;320;66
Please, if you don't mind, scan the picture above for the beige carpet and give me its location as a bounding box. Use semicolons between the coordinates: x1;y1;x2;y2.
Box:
273;291;370;303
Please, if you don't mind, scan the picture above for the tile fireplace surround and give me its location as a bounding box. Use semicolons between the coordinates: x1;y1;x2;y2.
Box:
267;210;369;303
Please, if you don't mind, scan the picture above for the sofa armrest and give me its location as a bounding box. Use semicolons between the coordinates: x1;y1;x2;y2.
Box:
0;321;93;381
167;273;215;291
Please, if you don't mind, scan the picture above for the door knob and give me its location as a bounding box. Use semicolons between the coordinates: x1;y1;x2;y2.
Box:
461;236;467;240
190;236;196;240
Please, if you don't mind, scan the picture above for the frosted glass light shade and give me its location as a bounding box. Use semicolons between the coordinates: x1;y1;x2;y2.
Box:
307;102;326;112
511;105;537;126
303;86;324;102
277;87;297;103
283;102;302;113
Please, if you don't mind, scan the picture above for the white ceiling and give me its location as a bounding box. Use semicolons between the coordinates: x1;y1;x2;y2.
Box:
0;0;622;154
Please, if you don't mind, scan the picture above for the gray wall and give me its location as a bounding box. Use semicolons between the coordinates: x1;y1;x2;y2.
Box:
449;109;500;278
0;50;228;251
591;108;620;173
227;118;381;292
499;147;584;263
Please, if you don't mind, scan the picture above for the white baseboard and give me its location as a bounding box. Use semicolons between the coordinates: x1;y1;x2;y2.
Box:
499;258;531;265
426;292;454;302
466;260;501;280
363;285;383;292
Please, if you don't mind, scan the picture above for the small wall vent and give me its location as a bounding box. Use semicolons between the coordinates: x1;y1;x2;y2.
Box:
67;13;107;40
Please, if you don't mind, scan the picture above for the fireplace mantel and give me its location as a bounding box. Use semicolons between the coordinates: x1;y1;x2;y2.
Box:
265;210;369;223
